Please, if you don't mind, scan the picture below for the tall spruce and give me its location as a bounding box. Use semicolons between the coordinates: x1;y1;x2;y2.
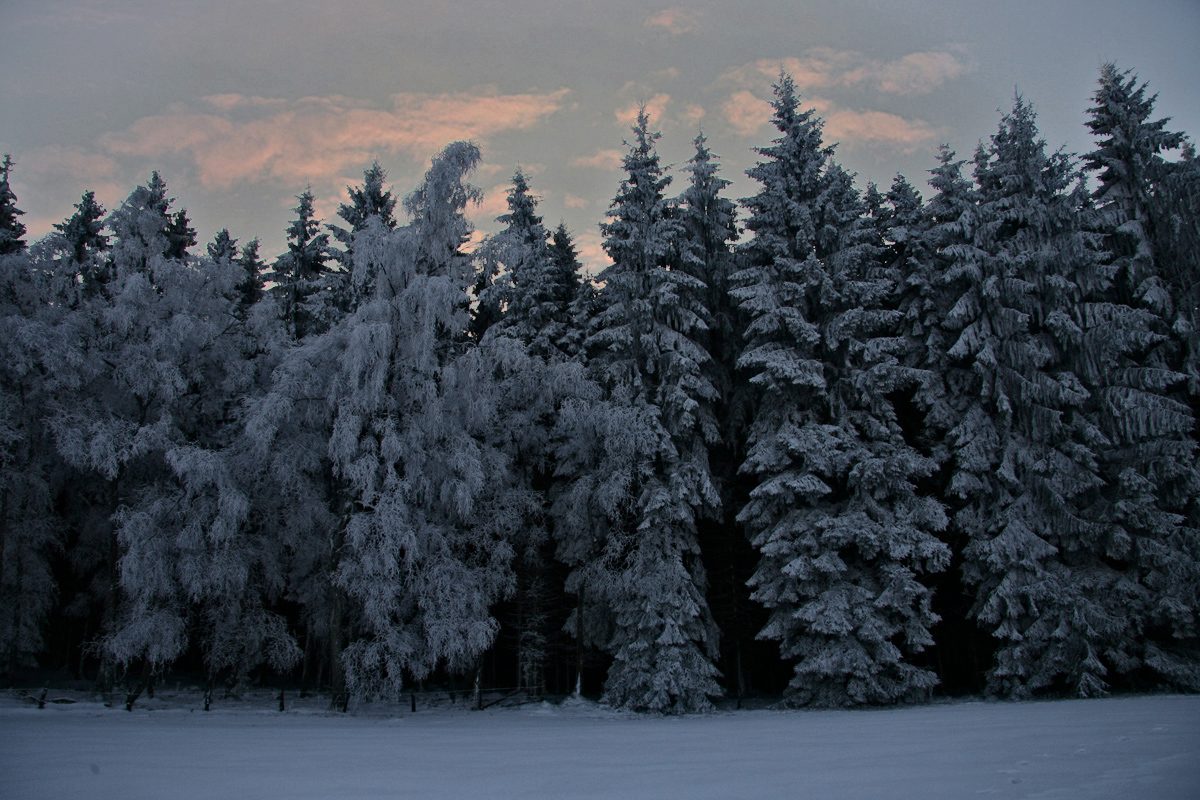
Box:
236;238;267;313
581;108;722;712
1082;65;1200;689
677;132;759;697
268;189;332;338
331;161;397;310
548;223;587;359
947;97;1109;696
480;171;580;693
735;77;948;706
0;155;27;255
488;170;581;362
54;190;110;296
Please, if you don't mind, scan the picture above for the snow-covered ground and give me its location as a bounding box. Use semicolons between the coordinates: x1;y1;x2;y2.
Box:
1;691;1197;799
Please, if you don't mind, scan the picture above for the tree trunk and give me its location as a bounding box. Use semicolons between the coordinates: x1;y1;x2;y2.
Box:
329;589;346;712
574;581;585;699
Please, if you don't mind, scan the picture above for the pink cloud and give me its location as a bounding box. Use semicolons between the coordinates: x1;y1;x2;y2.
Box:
615;94;671;127
563;193;589;209
845;51;969;95
471;183;513;225
573;230;612;278
724;49;968;95
643;7;701;36
201;94;289;112
825;108;936;151
17;145;126;226
720;88;934;151
721;90;773;137
101;88;571;191
570;149;624;171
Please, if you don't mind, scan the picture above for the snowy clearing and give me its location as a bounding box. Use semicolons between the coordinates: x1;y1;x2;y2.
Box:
1;693;1197;799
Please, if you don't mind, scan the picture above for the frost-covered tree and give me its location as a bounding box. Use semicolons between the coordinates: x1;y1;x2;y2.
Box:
54;190;110;291
735;80;948;705
333;161;398;240
579;109;722;712
47;176;297;703
0;155;27;255
105;171;189;278
268;189;332;338
944;97;1111;697
0;239;70;674
486;169;580;362
207;228;238;263
676;131;758;697
250;143;536;701
1081;65;1200;689
236;238;266;313
330;161;397;311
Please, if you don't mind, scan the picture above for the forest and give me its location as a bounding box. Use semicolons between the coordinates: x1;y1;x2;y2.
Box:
0;64;1197;714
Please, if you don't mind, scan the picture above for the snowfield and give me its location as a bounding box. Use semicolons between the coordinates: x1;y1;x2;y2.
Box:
1;692;1197;799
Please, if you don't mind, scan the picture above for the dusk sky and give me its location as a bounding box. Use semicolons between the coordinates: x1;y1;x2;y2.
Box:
3;0;1197;272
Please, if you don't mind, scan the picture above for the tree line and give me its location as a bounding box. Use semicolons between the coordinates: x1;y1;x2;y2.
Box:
0;64;1197;712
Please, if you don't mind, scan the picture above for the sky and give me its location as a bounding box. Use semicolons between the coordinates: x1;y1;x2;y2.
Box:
2;0;1197;273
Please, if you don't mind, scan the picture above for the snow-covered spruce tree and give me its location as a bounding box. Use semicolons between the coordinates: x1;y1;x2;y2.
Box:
207;228;238;263
479;170;576;693
329;161;398;311
547;223;587;359
580;109;722;712
55;190;110;278
235;238;267;313
1150;143;1200;399
948;97;1110;697
487;169;582;363
267;189;333;339
733;76;948;706
103;171;189;279
0;155;27;255
676;132;759;697
881;151;996;691
1081;65;1200;689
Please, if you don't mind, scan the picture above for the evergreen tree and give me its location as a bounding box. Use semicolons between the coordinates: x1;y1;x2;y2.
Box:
582;109;722;712
1082;65;1200;689
487;170;582;361
334;161;397;238
0;155;27;255
548;223;587;359
236;238;266;313
948;97;1109;697
105;171;189;278
268;189;332;338
735;78;948;705
55;190;109;267
888;151;992;691
330;161;398;310
206;228;238;263
676;131;758;698
165;209;197;260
